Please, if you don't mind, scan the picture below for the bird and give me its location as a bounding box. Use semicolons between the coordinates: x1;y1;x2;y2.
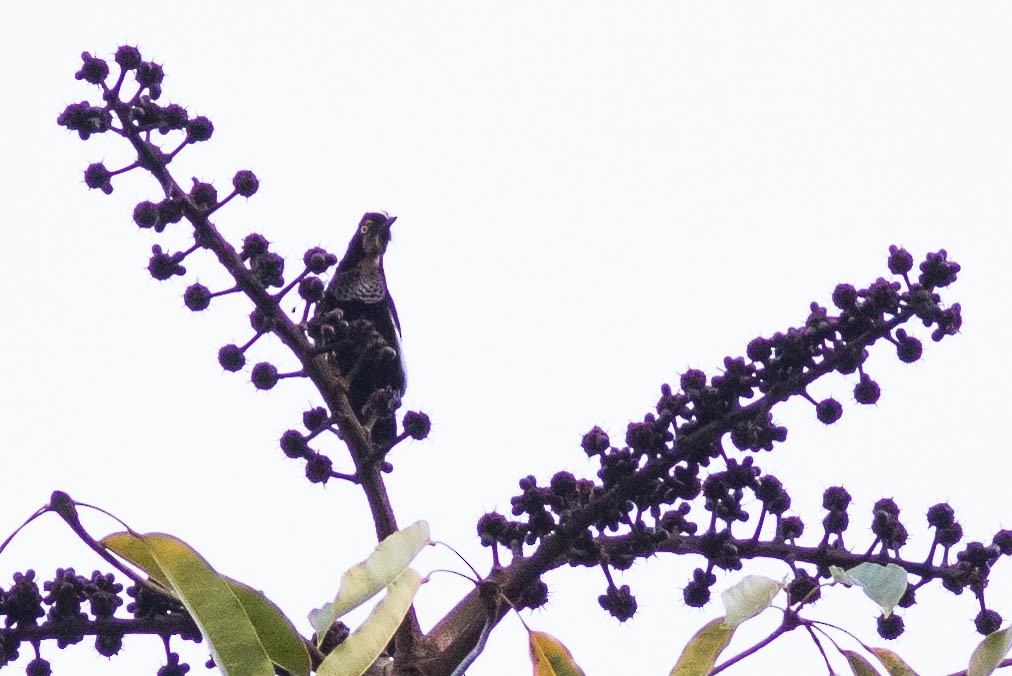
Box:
313;212;405;445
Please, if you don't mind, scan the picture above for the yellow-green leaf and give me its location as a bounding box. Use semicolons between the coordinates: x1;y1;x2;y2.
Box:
226;579;312;676
831;563;908;618
529;631;586;676
670;617;735;676
318;568;424;676
842;649;883;676
105;532;310;676
309;520;430;640
102;531;171;586
102;532;287;676
968;625;1012;676
720;575;783;627
868;647;920;676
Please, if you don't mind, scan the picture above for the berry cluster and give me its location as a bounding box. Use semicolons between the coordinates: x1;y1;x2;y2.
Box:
59;47;430;487
50;44;441;672
476;248;995;640
0;568;198;673
51;45;1003;673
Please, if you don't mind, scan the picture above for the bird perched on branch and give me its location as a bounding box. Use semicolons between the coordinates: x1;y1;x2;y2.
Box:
312;212;405;445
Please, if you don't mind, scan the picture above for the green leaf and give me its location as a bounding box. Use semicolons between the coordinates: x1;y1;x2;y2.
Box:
309;520;430;640
102;531;171;586
103;532;309;676
529;631;587;676
226;580;312;676
967;625;1012;676
106;533;274;675
830;563;908;617
670;617;735;676
318;568;423;676
868;647;920;675
720;575;783;627
842;649;883;676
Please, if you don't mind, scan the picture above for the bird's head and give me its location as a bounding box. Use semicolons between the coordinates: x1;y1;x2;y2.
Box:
348;212;397;261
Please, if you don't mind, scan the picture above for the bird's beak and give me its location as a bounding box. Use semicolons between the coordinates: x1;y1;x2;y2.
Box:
384;215;397;229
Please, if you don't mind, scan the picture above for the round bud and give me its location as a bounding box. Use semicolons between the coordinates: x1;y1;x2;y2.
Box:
115;46;143;70
299;276;325;302
877;613;904;640
133;201;160;229
815;398;843;424
895;330;922;363
190;181;217;210
975;609;1002;636
232;170;259;197
148;246;185;281
136;61;164;89
581;426;609;456
186;116;214;142
76;52;109;85
887;245;913;275
249;308;273;333
84;163;113;194
241;233;269;260
831;283;858;310
217;344;245;372
280;430;309;459
303;247;335;274
402;411;431;440
26;658;52;676
251;362;279;390
303;407;329;431
853;375;880;404
305;453;333;484
183;284;212;311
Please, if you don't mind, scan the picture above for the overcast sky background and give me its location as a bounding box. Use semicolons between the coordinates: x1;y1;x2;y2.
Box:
2;3;1011;674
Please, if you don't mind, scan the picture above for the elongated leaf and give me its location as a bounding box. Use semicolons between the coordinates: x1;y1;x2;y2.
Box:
105;532;274;675
721;575;782;627
529;631;586;676
309;520;430;640
103;532;309;676
968;625;1012;676
102;531;171;586
842;650;883;675
830;563;907;617
868;647;920;676
670;617;735;676
226;580;312;676
318;568;423;676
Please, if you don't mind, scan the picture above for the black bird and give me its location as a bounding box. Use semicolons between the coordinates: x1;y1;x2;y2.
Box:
314;212;405;443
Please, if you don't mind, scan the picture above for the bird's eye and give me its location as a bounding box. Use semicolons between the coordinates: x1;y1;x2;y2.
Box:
360;224;369;234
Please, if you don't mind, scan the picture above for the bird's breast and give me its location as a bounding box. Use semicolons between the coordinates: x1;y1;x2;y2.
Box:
332;267;386;304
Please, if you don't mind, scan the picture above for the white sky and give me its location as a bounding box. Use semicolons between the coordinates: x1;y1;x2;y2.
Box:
2;3;1011;674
